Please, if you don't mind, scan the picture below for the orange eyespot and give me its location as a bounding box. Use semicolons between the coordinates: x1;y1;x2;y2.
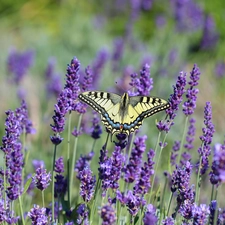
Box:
120;125;123;131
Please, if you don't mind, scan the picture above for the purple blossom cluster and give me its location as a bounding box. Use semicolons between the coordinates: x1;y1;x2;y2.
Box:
28;205;48;225
133;149;155;196
77;204;89;225
34;166;51;191
124;135;147;183
90;111;102;139
143;204;158;224
100;204;116;225
210;143;225;185
171;161;195;217
50;57;81;142
7;48;35;84
129;64;153;96
98;146;124;196
1;110;23;200
183;64;201;116
198;102;215;175
157;71;186;132
54;157;67;197
78;167;96;202
45;57;62;98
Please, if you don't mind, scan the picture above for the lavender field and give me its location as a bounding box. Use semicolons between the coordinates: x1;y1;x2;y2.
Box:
0;1;225;224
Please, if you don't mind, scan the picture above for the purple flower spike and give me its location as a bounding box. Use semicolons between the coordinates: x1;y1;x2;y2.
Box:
210;143;225;185
192;204;210;225
54;157;67;198
134;149;155;196
143;204;158;225
35;167;51;191
77;204;89;225
198;102;215;175
51;57;81;136
28;204;48;225
7;48;35;84
1;110;23;200
98;146;124;196
75;151;94;179
200;15;219;50
16;100;36;134
184;118;196;151
111;37;124;72
90;112;102;139
45;57;62;98
162;216;175;225
157;71;186;131
183;64;201;116
129;64;153;96
100;204;116;225
124;135;147;183
79;167;96;202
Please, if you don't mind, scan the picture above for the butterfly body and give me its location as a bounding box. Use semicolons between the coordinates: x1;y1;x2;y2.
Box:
78;91;170;136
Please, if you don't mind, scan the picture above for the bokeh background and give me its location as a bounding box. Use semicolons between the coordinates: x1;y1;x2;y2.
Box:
0;0;225;210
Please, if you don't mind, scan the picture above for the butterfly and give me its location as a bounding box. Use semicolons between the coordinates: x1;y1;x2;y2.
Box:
78;91;170;136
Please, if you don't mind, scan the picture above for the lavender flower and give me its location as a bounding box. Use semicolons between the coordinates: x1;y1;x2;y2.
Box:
7;48;35;84
114;133;128;149
179;199;194;220
129;64;153;96
50;57;81;138
100;204;116;225
0;199;19;224
200;15;219;50
16;100;36;134
198;102;215;175
79;167;96;202
215;61;225;78
184;118;196;151
32;160;45;170
0;110;23;200
209;200;221;225
134;149;155;196
77;203;89;225
45;57;62;98
34;167;51;191
210;143;225;185
162;216;175;225
192;204;210;225
124;135;147;183
28;204;48;225
111;37;124;71
116;190;144;217
171;161;194;211
183;64;201;116
90;112;102;139
143;204;158;225
157;71;186;131
54;157;67;197
98;146;124;196
171;141;180;166
171;0;204;32
91;48;108;88
75;151;94;179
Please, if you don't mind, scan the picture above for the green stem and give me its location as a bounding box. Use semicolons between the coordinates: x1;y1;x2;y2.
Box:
67;112;72;206
166;192;173;217
51;144;57;223
69;114;82;206
160;175;168;222
177;116;189;164
149;133;168;202
42;191;45;207
18;195;25;225
195;156;202;204
126;133;135;165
